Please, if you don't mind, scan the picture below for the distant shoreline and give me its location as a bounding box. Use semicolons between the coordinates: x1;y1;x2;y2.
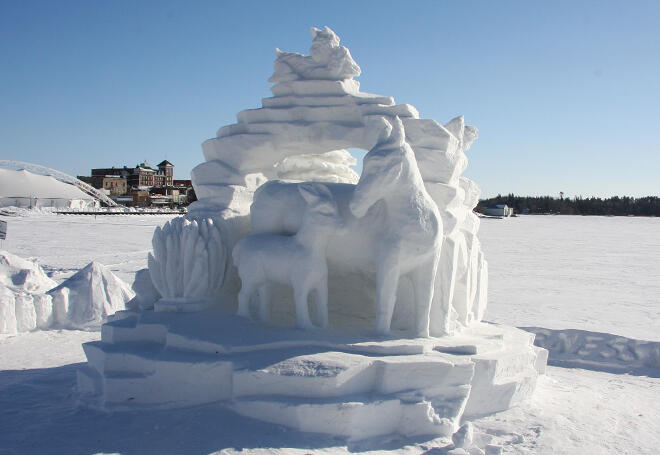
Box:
478;194;660;217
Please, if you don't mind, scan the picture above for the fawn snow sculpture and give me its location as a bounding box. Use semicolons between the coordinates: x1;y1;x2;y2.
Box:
250;116;443;337
232;183;344;329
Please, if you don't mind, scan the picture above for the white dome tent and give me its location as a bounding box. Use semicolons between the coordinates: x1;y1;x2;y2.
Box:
0;161;117;209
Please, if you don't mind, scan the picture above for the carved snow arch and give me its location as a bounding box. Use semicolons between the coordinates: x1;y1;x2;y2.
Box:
190;81;473;215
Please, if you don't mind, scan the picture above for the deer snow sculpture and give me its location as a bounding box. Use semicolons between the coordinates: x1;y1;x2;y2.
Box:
350;116;442;336
232;183;344;329
250;116;443;337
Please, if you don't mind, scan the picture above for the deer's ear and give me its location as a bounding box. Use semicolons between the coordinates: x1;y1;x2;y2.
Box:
298;183;330;205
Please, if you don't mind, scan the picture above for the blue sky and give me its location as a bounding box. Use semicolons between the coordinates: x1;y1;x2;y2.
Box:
1;0;658;198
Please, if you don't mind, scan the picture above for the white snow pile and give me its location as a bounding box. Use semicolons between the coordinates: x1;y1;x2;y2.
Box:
0;250;57;333
275;149;360;184
48;261;134;329
0;250;133;334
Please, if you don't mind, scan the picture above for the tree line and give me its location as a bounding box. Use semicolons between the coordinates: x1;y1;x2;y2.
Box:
477;194;660;217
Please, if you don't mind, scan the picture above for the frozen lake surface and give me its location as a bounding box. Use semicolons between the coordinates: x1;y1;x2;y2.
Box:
0;212;658;454
480;215;660;342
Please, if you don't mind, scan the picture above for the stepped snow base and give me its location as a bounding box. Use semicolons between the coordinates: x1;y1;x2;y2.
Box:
78;309;546;440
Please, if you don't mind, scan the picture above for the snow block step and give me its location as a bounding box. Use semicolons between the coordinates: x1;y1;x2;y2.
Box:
78;311;546;439
77;364;103;398
82;341;164;375
100;357;233;407
106;310;140;324
231;391;467;440
101;318;168;344
233;350;475;399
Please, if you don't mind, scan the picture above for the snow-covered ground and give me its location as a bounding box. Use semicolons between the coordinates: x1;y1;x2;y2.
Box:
1;212;658;454
0;212;176;285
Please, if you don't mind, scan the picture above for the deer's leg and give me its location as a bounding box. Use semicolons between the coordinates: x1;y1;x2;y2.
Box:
258;284;271;322
375;253;401;335
411;253;440;338
431;237;458;336
313;275;329;328
237;279;255;319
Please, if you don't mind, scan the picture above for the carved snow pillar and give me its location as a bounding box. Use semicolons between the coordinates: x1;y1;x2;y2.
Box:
406;115;474;336
425;182;466;335
459;177;484;324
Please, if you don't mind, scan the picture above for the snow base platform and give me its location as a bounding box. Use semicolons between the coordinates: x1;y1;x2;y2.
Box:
78;308;547;440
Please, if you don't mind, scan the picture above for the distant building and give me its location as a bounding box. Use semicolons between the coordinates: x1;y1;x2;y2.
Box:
97;175;127;196
129;189;152;207
89;160;173;190
483;204;514;217
173;179;196;205
81;160;192;207
149;186;181;208
155;160;174;187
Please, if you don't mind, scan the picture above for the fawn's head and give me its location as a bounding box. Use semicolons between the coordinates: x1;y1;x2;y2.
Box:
298;183;346;235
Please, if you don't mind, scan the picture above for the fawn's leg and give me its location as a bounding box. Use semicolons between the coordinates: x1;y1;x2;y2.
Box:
258;284;271;322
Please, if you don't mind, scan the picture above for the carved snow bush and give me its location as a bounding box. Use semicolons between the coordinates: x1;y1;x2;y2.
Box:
148;217;227;301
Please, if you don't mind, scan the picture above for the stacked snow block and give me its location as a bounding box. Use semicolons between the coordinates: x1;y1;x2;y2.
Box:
78;310;547;440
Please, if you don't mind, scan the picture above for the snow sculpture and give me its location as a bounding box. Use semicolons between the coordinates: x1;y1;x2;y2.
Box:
0;250;56;334
147;216;227;311
79;27;547;442
250;117;442;336
186;26;487;337
0;252;132;333
48;261;134;329
234;183;344;328
270;26;360;83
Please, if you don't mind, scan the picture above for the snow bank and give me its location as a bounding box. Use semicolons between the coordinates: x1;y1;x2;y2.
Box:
48;261;134;329
525;327;660;375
